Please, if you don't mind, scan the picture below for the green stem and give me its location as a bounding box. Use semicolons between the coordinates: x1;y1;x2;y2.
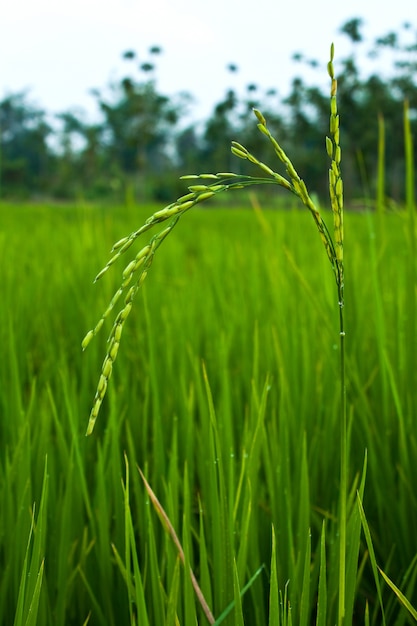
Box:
338;280;347;626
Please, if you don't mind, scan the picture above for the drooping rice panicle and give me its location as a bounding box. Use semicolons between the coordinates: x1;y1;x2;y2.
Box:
83;46;343;436
83;184;244;433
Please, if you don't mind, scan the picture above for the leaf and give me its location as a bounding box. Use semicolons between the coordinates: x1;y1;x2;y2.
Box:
378;567;417;621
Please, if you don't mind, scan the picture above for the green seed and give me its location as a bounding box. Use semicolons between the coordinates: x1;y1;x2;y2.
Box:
336;178;343;196
109;340;119;361
253;108;267;125
102;358;113;378
113;324;123;343
81;330;94;351
94;266;109;282
188;185;210;192
258;162;275;176
120;303;133;320
111;235;130;251
157;226;174;241
195;191;216;202
326;136;333;158
231;141;247;153
94;318;104;334
125;286;136;304
138;271;148;287
177;200;195;212
177;192;196;203
122;260;136;280
153;206;180;220
257;123;269;136
134;256;146;273
231;147;248;159
97;375;107;397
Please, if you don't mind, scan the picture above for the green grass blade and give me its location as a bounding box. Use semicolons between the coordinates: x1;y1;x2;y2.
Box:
299;529;311;626
13;457;48;626
13;515;34;626
357;493;387;626
365;601;370;626
111;543;134;599
232;559;245;626
110;454;150;626
23;560;44;626
378;568;417;622
198;496;213;615
345;451;368;624
181;463;198;626
268;526;280;626
201;362;234;617
214;565;265;625
166;557;181;626
315;522;327;626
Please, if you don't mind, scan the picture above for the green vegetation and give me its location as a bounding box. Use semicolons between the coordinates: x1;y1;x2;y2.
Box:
1;190;417;624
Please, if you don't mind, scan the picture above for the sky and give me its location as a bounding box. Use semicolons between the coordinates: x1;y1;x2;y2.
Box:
1;0;415;124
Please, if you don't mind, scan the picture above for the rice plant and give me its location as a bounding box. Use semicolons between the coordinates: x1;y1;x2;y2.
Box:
81;44;357;624
83;44;344;445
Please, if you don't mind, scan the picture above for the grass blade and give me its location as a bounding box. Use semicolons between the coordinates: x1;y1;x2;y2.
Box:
345;451;368;624
13;457;48;626
315;522;327;626
268;526;280;626
214;565;265;625
299;529;311;626
166;557;181;626
357;492;387;626
378;568;417;621
23;560;44;626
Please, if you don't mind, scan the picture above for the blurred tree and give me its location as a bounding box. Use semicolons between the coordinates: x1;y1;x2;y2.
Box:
91;48;191;198
53;112;108;198
202;88;239;171
0;92;52;196
282;18;417;202
340;17;364;43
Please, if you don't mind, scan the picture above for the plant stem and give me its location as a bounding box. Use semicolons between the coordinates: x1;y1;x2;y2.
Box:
338;281;347;626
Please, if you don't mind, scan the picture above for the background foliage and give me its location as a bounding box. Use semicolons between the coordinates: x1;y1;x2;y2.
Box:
1;17;417;203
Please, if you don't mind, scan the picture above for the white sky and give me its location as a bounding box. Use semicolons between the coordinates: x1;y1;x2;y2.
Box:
1;0;415;124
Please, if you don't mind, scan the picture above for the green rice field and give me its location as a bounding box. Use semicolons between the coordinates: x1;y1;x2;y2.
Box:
1;198;417;625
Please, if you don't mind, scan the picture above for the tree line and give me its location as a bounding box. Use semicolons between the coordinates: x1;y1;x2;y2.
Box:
1;18;417;205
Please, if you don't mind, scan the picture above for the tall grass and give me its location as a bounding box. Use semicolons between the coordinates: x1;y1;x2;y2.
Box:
1;195;416;624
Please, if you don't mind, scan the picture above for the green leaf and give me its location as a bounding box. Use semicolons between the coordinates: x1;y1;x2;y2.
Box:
378;568;417;621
